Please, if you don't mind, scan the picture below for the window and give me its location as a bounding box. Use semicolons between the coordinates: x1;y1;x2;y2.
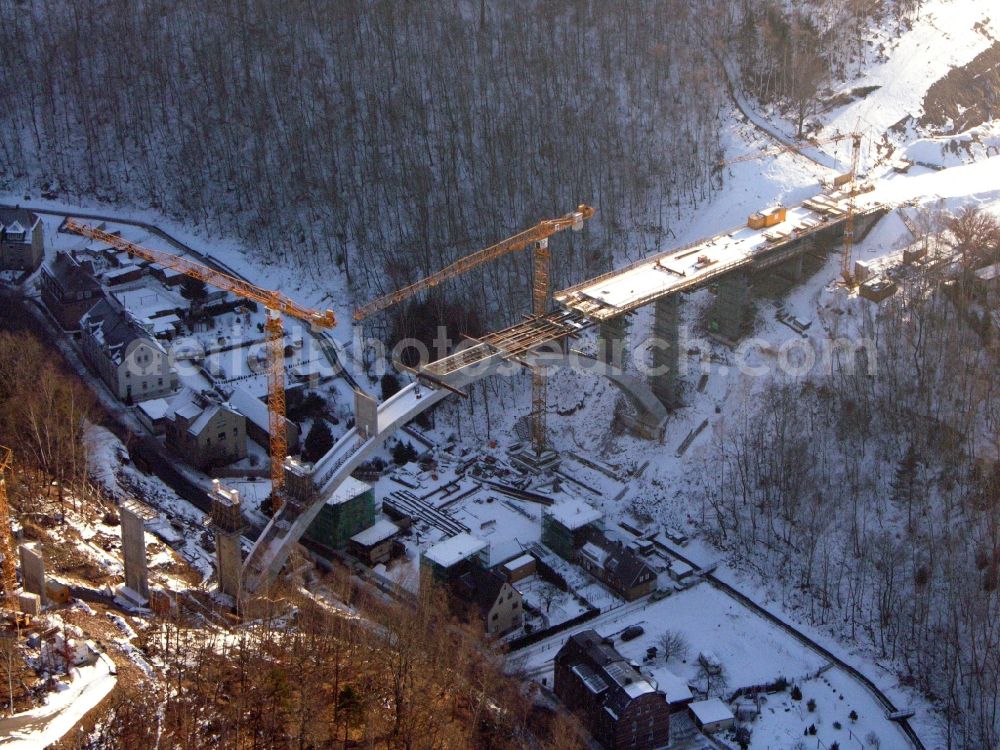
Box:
491;613;498;621
512;601;519;609
158;378;163;386
219;432;227;441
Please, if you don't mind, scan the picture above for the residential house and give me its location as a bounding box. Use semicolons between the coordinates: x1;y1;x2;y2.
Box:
0;207;43;271
541;499;604;561
453;566;523;635
578;535;657;601
555;630;671;750
163;389;247;470
80;297;179;402
348;519;401;566
303;476;375;550
39;251;102;330
228;386;300;453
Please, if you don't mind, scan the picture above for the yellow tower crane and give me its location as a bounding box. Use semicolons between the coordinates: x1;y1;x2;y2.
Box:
64;220;335;511
354;206;595;454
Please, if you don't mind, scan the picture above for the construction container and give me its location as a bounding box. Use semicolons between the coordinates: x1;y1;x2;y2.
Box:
45;581;70;605
859;277;897;303
833;171;855;187
747;206;786;229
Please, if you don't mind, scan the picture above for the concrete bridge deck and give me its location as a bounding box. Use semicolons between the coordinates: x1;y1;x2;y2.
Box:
556;189;882;321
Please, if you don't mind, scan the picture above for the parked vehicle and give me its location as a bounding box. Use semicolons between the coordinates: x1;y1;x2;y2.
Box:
620;625;644;642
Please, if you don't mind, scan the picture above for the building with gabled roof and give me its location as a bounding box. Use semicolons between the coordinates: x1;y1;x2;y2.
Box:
555;629;671;750
163;389;247;470
452;566;523;635
0;207;43;271
228;385;300;452
578;533;657;602
79;297;178;402
40;251;102;330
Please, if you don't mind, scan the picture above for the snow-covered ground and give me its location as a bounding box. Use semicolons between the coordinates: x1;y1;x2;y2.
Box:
3;1;999;746
0;656;116;750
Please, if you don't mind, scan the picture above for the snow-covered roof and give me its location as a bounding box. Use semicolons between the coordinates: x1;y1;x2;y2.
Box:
137;398;170;421
669;559;694;577
546;499;602;530
658;669;693;704
423;532;488;568
325;476;371;506
112;287;181;321
188;404;222;436
976;263;1000;281
580;542;609;567
350;519;399;547
689;698;734;725
228;387;270;431
502;554;535;572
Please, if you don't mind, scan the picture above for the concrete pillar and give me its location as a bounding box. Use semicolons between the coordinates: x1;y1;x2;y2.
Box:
599;316;629;369
211;481;246;600
120;501;150;600
783;251;804;281
19;542;45;606
650;295;682;408
354;389;378;440
710;270;754;342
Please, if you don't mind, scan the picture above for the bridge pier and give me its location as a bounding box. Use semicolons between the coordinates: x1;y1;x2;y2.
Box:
778;249;805;282
710;270;754;342
650;294;682;408
598;316;629;369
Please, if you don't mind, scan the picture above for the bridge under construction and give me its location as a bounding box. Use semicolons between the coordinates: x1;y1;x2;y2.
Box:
236;183;888;599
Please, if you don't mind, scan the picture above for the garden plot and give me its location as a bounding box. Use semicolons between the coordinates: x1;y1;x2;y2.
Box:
742;667;912;750
516;575;591;628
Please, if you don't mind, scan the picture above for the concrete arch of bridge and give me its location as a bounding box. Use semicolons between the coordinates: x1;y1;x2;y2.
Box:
241;347;666;594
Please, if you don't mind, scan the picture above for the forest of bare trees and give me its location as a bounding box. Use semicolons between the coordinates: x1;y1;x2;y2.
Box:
69;575;585;749
0;1;906;337
0;0;731;336
700;211;1000;748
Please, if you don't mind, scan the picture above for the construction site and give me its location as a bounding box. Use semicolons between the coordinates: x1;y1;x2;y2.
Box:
2;1;1000;741
0;126;932;749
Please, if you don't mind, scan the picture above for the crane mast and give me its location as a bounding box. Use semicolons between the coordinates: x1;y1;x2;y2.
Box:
64;220;335;511
841;133;863;286
354;206;594;455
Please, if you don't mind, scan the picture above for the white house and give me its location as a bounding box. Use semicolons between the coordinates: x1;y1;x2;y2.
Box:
80;297;178;402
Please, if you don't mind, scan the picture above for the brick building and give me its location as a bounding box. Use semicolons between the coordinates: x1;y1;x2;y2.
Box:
555;630;671;750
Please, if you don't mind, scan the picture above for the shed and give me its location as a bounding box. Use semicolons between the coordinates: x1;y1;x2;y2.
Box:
500;553;537;583
688;698;735;733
